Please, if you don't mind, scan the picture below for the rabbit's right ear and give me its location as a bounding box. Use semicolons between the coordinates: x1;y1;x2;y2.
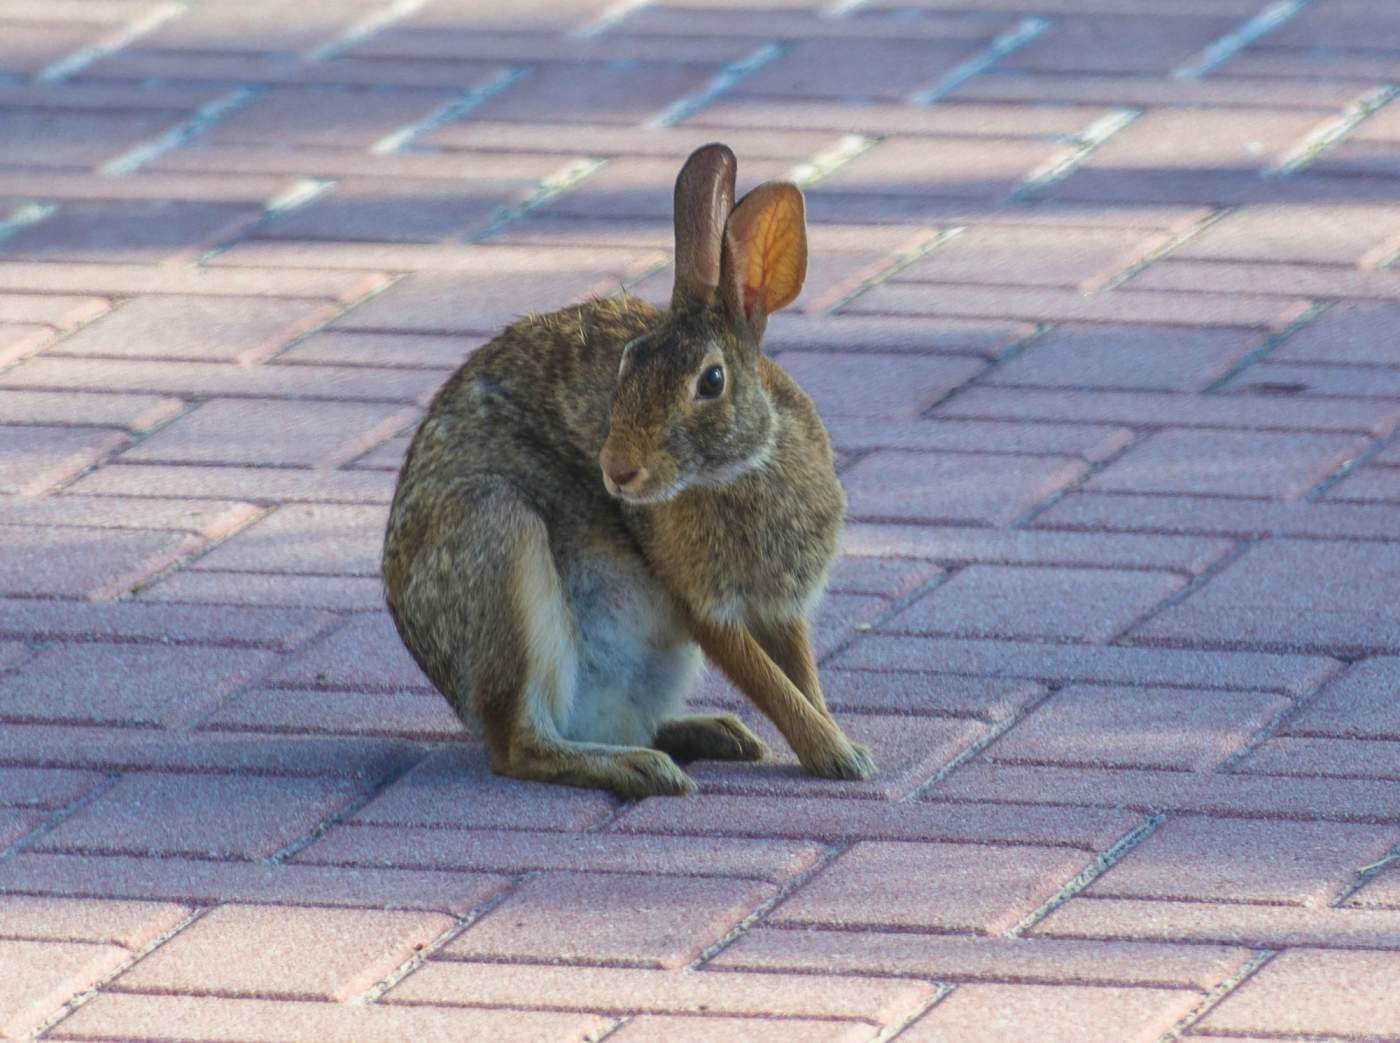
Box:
671;143;737;312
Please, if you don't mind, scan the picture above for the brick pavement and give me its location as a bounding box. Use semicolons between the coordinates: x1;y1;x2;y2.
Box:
1;1;1399;1039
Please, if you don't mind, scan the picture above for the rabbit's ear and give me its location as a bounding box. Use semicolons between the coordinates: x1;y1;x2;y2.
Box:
671;143;737;312
720;181;807;340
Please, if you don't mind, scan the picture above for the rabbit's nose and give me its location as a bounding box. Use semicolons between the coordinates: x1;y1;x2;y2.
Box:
607;466;640;489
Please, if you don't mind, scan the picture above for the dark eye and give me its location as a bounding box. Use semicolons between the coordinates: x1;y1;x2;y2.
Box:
696;365;725;399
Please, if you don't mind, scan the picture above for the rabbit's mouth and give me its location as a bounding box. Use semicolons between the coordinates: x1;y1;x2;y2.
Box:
603;470;690;506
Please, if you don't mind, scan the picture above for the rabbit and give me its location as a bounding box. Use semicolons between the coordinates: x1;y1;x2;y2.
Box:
382;142;875;798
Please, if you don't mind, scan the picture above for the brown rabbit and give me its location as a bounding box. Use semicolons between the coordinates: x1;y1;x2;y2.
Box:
382;143;875;798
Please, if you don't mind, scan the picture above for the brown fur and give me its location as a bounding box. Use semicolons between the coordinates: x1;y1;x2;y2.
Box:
382;144;874;797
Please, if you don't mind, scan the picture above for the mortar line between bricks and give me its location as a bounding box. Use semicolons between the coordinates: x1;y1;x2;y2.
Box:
901;686;1059;805
1004;811;1168;938
264;754;430;866
1215;667;1360;778
101;88;262;176
818;567;956;668
35;0;188;83
1008;428;1150;530
0;773;120;866
645;42;785;129
1013;108;1140;201
787;133;882;189
21;906;212;1042
1089;207;1233;294
880;983;958;1043
0;202;57;246
1154;948;1277;1043
917;323;1050;419
909;17;1052;105
1305;427;1399;503
114;500;282;599
568;0;654;38
194;178;337;263
1335;838;1400;908
826;227;966;314
690;842;850;969
355;886;515;1004
244;273;408;365
1268;84;1400;177
0;297;120;380
41;399;207;499
1172;0;1308;79
1199;298;1334;394
473;157;610;242
371;66;529;154
301;0;430;63
1105;537;1254;644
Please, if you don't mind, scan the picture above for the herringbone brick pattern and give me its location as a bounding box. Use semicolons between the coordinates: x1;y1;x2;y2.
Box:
2;1;1399;1040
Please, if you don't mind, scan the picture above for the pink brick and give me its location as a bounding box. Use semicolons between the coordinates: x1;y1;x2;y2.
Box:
851;282;1310;329
541;155;793;223
1350;867;1400;909
0;897;189;948
934;386;1398;434
898;226;1151;290
4;495;260;537
472;62;716;126
0;108;182;168
834;637;1340;696
683;714;984;801
1175;203;1400;266
67;462;396;504
1036;895;1400;950
136;571;385;611
902;982;1197;1043
428;117;835;160
1285;657;1400;740
1131;258;1400;300
738;37;985;100
0;391;183;431
764;314;1030;358
0;808;42;849
269;612;429;691
934;763;1400;824
296;825;822;886
0;642;275;728
0;200;258;265
820;417;1132;460
1199;950;1400;1038
0;322;52;365
886;565;1182;642
774;351;981;420
0;525;203;601
840;523;1229;574
348;434;410;470
0;597;333;650
198;687;465;741
445;871;771;969
0;939;127;1038
817;137;1061;202
257;177;511;244
115;903;453;1001
275;330;482;370
1032;492;1400;543
122;399;418;469
0;852;506;916
385;961;936;1023
1086;429;1366;500
826;556;943;599
189;503;386;575
840;451;1088;526
984;324;1255;391
1329;466;1400;504
35;773;361;860
0;425;128;495
0;23;106;76
206;88;455;149
612;794;1135;851
51;992;604;1043
1131;540;1400;655
0;768;105;810
51;295;339;365
989;684;1288;771
1088;816;1400;906
769;841;1090;933
1004;12;1236;74
1235;736;1400;781
1226;361;1400;399
610;1016;875;1043
0;260;388;301
349;744;613;832
713;926;1249;990
696;97;1103;139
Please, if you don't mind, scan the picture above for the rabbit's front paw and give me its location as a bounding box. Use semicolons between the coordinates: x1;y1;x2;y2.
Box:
800;736;877;781
611;748;698;799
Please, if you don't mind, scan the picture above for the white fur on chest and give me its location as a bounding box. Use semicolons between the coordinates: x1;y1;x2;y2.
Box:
557;552;701;746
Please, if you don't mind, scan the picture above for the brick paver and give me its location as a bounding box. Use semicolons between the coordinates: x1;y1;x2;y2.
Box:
2;1;1397;1038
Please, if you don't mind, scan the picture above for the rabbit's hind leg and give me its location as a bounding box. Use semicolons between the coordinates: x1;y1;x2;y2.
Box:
653;714;767;763
494;497;696;799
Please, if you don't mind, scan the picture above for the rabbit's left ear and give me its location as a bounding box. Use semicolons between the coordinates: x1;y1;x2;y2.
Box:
721;181;807;338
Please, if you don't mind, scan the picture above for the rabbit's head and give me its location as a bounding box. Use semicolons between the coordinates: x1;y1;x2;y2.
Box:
600;144;808;504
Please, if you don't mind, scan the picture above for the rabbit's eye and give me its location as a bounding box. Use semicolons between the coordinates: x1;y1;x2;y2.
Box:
696;365;725;399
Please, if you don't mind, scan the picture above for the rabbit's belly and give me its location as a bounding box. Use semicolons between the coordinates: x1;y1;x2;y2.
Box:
559;554;701;747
